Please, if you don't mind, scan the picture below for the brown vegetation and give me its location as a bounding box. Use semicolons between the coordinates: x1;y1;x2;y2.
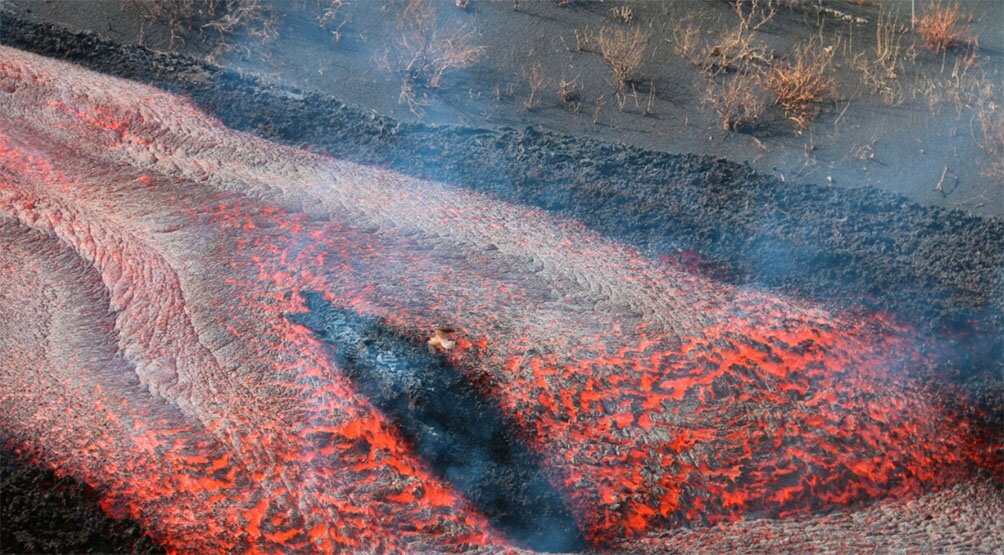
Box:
132;0;276;51
765;41;834;129
558;77;582;113
522;64;546;111
704;1;775;75
610;6;633;24
318;0;349;43
915;1;974;54
595;26;650;88
384;0;484;113
675;1;841;132
975;85;1004;179
390;0;484;89
855;7;906;105
703;73;767;132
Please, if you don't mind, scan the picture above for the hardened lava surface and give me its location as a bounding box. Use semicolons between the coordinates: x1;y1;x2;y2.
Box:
1;47;1001;553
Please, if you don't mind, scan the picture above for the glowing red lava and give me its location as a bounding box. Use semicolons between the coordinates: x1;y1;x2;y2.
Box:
0;47;1000;553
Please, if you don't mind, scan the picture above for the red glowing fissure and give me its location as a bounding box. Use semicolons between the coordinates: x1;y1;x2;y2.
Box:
0;47;999;553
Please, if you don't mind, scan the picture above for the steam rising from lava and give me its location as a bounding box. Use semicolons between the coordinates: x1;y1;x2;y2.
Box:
0;46;1001;552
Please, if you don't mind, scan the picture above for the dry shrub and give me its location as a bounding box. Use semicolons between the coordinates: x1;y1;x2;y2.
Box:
674;1;774;75
706;23;771;75
975;85;1004;179
672;20;702;66
610;6;633;24
913;56;984;114
389;0;484;89
132;0;276;50
703;72;767;131
522;64;546;111
765;41;834;129
318;0;349;42
915;1;974;54
558;77;581;112
978;108;1004;179
595;26;650;88
855;7;905;105
574;27;595;52
203;0;276;41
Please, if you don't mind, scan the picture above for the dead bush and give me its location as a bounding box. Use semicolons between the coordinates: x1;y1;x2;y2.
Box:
522;64;546;111
978;109;1004;179
610;6;633;24
558;77;582;112
855;7;905;105
975;85;1004;179
595;26;650;88
671;20;702;66
915;1;975;54
132;0;276;51
318;0;349;42
574;27;595;52
387;0;484;89
765;41;834;129
203;0;276;41
703;72;768;131
674;1;774;75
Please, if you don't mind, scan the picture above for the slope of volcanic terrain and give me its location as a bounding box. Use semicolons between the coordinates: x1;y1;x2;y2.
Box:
1;45;1001;553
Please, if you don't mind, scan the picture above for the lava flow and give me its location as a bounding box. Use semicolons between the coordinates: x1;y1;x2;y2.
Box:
0;46;1000;553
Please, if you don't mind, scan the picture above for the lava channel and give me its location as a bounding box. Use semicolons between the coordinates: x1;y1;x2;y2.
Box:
0;45;1001;553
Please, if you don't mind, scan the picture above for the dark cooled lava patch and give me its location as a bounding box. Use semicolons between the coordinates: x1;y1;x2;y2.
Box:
287;292;584;552
0;45;1002;554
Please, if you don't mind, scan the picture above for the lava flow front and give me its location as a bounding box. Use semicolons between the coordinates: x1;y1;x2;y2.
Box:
0;46;1000;553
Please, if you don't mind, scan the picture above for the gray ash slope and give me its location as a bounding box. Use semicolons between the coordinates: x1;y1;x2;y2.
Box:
0;12;1001;555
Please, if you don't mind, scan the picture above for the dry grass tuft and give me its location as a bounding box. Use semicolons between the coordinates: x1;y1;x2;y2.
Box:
673;1;774;76
203;0;277;41
595;26;650;88
765;41;834;129
915;1;974;54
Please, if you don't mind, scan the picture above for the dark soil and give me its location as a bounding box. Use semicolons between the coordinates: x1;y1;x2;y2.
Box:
0;446;164;554
1;10;1001;555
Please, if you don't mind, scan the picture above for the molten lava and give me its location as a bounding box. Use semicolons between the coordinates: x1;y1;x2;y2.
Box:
0;46;1000;553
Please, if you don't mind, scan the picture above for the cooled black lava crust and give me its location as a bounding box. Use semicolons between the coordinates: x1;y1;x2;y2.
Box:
288;291;584;553
0;446;164;554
